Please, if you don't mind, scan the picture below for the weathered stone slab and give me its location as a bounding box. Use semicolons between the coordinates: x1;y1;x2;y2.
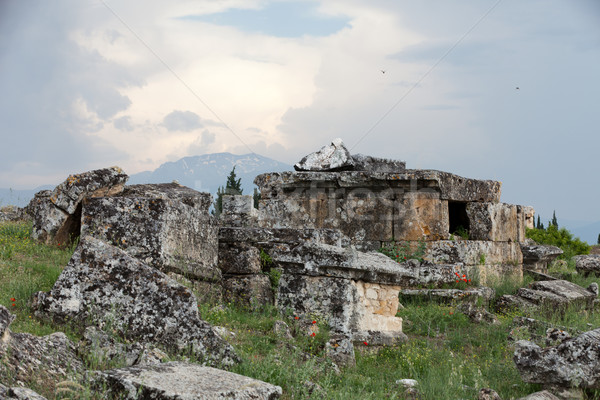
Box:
272;242;462;287
394;191;449;241
295;138;355;171
521;243;563;272
467;202;518;242
400;287;495;306
574;254;600;277
93;362;282;400
81;183;219;282
32;236;239;367
351;153;406;173
0;305;83;393
220;195;257;227
514;329;600;389
218;227;349;248
497;280;596;315
28;167;128;246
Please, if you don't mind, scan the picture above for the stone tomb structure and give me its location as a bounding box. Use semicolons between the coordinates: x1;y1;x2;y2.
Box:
253;140;535;284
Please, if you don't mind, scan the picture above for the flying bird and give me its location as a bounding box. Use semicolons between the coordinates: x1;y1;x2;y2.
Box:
516;87;520;90
381;70;386;74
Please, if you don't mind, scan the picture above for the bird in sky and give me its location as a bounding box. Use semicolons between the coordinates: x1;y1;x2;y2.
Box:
381;70;386;74
516;87;520;90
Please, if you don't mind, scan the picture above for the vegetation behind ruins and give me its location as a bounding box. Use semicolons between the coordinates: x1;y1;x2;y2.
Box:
1;220;599;399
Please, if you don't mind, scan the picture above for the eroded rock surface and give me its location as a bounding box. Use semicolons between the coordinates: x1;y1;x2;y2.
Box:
81;183;219;283
32;236;239;368
93;362;282;400
29;167;128;246
514;329;600;389
0;305;82;392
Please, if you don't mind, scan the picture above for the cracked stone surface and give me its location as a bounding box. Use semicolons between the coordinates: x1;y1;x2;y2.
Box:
32;236;239;368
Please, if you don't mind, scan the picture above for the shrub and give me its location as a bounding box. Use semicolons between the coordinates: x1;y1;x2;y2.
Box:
526;225;590;260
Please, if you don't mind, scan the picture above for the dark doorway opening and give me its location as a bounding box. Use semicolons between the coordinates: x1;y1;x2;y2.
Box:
448;201;470;236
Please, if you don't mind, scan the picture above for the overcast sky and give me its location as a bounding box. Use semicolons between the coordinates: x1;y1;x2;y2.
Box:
1;0;599;226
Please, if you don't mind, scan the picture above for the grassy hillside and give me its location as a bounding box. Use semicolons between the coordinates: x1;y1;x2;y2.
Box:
2;221;600;399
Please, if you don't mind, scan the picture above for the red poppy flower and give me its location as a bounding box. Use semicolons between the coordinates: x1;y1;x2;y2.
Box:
311;332;316;337
11;303;16;307
294;316;299;320
10;298;15;302
363;341;368;346
312;320;317;324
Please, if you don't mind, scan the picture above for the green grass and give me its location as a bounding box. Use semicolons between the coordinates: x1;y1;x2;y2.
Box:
2;220;600;399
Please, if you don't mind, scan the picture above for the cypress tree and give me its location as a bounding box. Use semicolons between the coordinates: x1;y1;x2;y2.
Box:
597;233;600;245
213;166;243;216
551;210;558;227
536;215;541;230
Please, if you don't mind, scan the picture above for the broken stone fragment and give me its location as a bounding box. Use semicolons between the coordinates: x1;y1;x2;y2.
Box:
520;243;563;272
92;362;282;400
517;391;560;400
32;236;239;368
573;254;600;277
28;166;128;246
514;328;600;389
294;138;355;171
0;305;83;393
2;386;49;400
477;388;501;400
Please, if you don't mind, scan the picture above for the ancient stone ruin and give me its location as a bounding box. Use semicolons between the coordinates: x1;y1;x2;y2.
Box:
7;138;591;398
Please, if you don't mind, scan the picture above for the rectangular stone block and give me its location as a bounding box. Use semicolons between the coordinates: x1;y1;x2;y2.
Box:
467;202;518;242
394;191;449;241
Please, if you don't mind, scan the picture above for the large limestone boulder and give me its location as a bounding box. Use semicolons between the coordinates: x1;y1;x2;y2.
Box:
294;138;355;171
32;236;239;368
514;329;600;389
28;166;128;246
573;254;600;277
81;183;219;283
93;362;282;400
0;305;83;392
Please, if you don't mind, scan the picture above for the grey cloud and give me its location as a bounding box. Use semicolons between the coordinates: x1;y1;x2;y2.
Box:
163;110;203;132
114;116;134;132
188;129;217;155
0;1;137;182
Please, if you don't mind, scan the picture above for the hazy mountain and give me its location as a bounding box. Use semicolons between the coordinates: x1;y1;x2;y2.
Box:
128;152;292;196
0;186;54;208
0;153;291;208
